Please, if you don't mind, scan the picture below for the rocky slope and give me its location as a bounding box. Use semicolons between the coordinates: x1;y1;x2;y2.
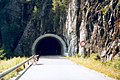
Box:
68;0;120;60
62;0;120;60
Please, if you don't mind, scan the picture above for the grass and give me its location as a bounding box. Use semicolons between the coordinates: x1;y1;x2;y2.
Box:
0;57;26;80
68;54;120;80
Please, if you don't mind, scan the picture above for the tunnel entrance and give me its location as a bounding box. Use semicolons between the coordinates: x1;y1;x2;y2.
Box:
36;37;61;56
32;34;67;56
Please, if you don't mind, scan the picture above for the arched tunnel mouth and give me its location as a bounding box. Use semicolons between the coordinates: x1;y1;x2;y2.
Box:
35;37;62;56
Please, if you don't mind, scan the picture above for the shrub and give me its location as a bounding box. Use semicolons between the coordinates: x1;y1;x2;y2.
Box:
52;0;67;11
0;48;6;60
33;5;38;13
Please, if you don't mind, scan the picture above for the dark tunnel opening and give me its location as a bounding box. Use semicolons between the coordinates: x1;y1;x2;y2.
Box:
35;37;62;56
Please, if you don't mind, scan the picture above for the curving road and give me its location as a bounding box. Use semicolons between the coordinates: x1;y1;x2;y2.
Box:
18;56;114;80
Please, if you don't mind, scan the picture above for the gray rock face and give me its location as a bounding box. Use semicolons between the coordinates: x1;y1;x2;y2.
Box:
14;0;68;56
76;0;120;60
65;0;77;56
0;0;30;53
14;0;56;56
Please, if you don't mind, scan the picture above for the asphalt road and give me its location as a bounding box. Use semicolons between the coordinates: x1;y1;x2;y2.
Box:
18;56;114;80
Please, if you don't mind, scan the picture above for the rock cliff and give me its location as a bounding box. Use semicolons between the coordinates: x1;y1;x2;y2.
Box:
68;0;120;60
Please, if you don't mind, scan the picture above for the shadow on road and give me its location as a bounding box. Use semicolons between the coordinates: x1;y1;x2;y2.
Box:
39;56;65;59
34;63;44;65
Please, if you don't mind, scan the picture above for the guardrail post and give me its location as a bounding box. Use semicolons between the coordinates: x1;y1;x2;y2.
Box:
23;64;25;69
28;61;29;65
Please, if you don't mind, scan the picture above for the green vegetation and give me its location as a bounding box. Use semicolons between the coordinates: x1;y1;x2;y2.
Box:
0;48;6;60
0;48;14;60
52;0;67;11
118;0;120;6
0;57;26;80
68;54;120;80
33;5;38;13
52;0;67;28
101;6;109;15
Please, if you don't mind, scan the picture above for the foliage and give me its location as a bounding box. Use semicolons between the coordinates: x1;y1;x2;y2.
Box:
101;6;109;15
0;48;6;60
68;54;120;80
0;57;26;80
33;5;38;13
52;0;67;11
0;48;15;59
0;7;25;55
118;0;120;6
52;0;67;29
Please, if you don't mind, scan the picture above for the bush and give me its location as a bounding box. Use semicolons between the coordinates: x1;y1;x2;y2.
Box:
52;0;67;11
0;48;16;60
33;5;38;13
0;48;6;60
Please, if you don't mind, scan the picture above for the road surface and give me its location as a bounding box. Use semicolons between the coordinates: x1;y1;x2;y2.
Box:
18;56;113;80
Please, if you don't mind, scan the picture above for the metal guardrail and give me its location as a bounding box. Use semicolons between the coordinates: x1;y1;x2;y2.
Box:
0;55;37;79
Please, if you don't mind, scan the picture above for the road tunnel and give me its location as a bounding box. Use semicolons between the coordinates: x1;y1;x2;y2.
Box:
35;37;61;56
32;34;67;56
